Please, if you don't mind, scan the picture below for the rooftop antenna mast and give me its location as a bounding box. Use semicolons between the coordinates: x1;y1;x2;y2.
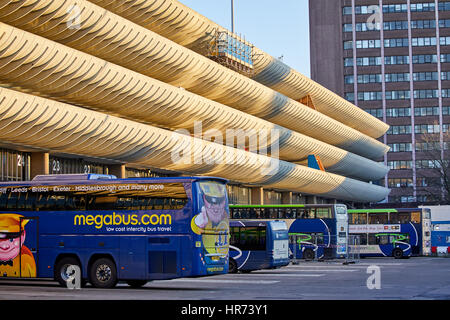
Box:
231;0;235;33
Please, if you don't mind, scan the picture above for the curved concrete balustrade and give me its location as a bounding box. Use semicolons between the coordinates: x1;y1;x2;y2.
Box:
0;87;390;202
0;1;388;160
86;0;389;139
0;23;388;179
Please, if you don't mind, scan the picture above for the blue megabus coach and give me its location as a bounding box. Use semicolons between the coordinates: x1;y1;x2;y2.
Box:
0;174;229;288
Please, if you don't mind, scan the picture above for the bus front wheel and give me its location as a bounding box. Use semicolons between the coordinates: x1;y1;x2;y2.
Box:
392;248;403;259
54;257;81;288
89;257;118;288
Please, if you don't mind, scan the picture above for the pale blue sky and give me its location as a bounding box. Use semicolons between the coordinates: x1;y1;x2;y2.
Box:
178;0;311;77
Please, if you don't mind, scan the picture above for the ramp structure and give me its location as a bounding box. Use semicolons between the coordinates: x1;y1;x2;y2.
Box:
0;0;391;203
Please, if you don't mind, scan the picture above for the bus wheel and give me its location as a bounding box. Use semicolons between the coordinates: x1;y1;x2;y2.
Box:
89;258;118;288
229;259;238;273
55;257;81;288
393;248;403;259
126;280;148;288
303;249;315;261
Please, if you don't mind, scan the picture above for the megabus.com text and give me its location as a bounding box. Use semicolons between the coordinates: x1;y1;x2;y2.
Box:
74;212;172;229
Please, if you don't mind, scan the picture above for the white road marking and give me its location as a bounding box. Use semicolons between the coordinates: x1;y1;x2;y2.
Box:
266;268;358;272
287;263;403;267
167;279;279;284
237;273;325;277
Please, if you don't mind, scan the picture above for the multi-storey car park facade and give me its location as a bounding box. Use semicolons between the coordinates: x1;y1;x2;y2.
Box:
310;0;450;205
0;0;390;206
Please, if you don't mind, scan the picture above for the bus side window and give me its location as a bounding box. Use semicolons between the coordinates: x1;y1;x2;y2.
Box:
291;208;297;218
399;212;412;223
368;234;377;245
164;198;173;210
174;198;187;210
298;208;306;219
284;208;291;219
75;195;86;210
65;195;75;210
354;213;367;224
7;192;19;210
153;198;164;210
164;198;186;210
316;208;331;219
88;195;117;210
230;227;240;246
369;213;388;224
355;233;368;245
389;212;400;224
0;191;7;210
259;227;266;249
25;192;36;211
142;197;153;210
36;193;48;211
47;194;66;210
46;194;57;210
377;234;389;245
131;196;142;210
411;212;420;223
349;213;358;224
258;208;265;219
16;192;27;210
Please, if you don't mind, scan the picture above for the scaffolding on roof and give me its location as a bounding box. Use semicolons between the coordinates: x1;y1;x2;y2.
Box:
207;29;254;77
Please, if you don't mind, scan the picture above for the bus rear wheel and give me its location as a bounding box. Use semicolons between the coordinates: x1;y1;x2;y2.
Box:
392;248;403;259
89;258;118;288
303;249;315;261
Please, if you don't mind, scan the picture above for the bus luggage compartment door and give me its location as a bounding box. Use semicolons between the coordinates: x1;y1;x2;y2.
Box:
119;236;146;280
147;235;191;279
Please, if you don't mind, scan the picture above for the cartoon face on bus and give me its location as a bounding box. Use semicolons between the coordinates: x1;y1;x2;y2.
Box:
195;189;227;228
0;214;36;277
191;181;229;265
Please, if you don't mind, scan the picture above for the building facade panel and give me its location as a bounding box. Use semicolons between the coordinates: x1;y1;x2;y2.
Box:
0;21;389;162
87;0;390;139
311;0;450;204
0;0;392;205
0;87;389;202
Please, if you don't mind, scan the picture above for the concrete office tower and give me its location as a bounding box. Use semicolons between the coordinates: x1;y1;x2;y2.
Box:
310;0;450;205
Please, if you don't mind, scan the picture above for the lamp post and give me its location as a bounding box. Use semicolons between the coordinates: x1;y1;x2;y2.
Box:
231;0;235;33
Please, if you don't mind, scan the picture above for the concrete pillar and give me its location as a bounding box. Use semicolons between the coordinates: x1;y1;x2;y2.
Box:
282;191;293;204
109;164;126;179
251;187;264;205
30;152;49;179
